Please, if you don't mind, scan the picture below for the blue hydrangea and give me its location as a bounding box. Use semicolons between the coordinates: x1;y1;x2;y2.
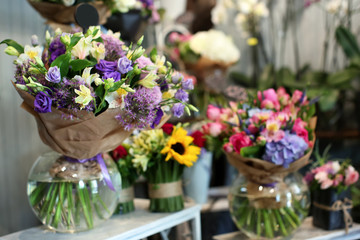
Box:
262;131;308;168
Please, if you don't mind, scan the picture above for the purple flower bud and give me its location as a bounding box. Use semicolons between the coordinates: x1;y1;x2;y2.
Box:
171;72;183;84
174;89;189;102
117;57;133;74
95;59;117;72
151;108;164;128
45;66;61;83
104;71;121;81
171;103;185;118
182;78;194;90
34;92;52;113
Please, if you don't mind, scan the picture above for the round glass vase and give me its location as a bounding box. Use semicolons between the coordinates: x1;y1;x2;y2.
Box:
228;172;310;239
27;151;121;233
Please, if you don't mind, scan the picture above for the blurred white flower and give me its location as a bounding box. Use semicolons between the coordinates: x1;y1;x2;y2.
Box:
114;0;137;13
211;4;228;25
189;30;240;64
62;0;75;7
326;0;348;14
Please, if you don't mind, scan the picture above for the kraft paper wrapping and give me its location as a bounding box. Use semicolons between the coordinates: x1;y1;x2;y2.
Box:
148;180;183;199
27;0;111;25
119;186;135;203
16;88;132;159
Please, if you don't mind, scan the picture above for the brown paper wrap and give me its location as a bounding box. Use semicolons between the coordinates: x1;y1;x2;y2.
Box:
16;88;132;159
148;180;183;199
119;186;135;203
27;0;111;25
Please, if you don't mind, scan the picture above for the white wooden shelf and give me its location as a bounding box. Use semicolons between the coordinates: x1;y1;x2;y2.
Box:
1;199;201;240
213;217;360;240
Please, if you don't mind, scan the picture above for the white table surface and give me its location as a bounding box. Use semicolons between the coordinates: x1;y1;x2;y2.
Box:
1;198;201;240
213;217;360;240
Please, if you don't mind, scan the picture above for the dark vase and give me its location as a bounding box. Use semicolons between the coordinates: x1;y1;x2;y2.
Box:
312;188;352;230
104;10;147;44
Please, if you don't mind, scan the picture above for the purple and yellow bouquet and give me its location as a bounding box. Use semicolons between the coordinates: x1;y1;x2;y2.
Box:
1;26;196;232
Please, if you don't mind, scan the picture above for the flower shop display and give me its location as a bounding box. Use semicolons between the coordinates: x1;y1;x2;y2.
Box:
205;88;316;239
104;0;160;43
1;26;196;232
129;123;201;212
109;145;138;214
304;154;359;233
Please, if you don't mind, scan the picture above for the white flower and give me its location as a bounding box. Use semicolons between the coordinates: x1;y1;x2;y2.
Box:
106;30;121;40
71;35;92;60
75;85;93;109
91;42;105;63
331;161;341;173
16;45;42;65
81;67;100;86
189;30;240;64
211;4;228;25
62;0;75;7
114;0;137;13
254;2;269;17
326;0;348;14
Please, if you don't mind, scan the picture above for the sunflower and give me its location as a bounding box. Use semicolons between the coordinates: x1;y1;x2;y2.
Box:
161;127;201;167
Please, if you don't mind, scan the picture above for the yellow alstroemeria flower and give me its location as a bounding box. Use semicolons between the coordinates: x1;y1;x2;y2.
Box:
91;42;105;63
16;45;42;65
75;85;93;109
160;127;201;167
138;72;158;88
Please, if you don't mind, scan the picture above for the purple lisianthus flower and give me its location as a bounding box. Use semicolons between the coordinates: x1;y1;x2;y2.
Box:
34;92;52;113
151;108;164;128
171;103;185;118
156;78;169;91
45;66;61;83
172;72;183;84
104;71;121;81
95;59;117;72
262;132;308;168
182;78;194;90
174;89;189;102
117;57;133;74
49;37;66;63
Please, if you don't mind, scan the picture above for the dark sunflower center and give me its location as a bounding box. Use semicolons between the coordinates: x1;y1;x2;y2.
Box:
171;143;185;155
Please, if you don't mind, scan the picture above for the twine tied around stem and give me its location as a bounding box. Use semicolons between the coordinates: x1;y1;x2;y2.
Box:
119;186;135;203
313;198;353;234
148;180;183;199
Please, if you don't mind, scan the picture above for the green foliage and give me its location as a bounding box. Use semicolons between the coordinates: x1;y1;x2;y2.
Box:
50;53;71;78
69;59;97;72
0;39;24;54
240;146;263;158
335;26;360;59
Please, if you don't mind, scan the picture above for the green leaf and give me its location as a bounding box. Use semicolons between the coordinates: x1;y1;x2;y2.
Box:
276;67;298;88
70;59;96;72
258;64;275;90
95;84;105;99
69;36;81;48
229;71;251;87
108;81;124;92
335;26;360;59
326;68;360;88
51;53;71;78
240;146;262;158
299;71;328;87
0;39;24;54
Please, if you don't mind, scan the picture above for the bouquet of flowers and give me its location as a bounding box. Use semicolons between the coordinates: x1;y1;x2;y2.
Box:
1;26;196;232
304;148;359;232
110;144;138;214
109;0;159;22
129;123;201;212
205;87;316;239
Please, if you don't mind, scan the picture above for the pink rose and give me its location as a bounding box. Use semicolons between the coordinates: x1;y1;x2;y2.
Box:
223;143;233;153
248;124;258;134
277;87;290;105
345;166;359;186
203;122;224;137
293;118;309;144
258;88;280;110
333;174;344;187
207;105;221;121
229;132;252;154
292;90;305;104
315;171;333;189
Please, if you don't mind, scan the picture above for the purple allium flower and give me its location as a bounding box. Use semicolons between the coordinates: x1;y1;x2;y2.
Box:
46;66;61;83
34;91;52;113
174;89;189;102
101;34;126;61
117;57;133;74
182;78;194;90
151;108;164;128
135;56;154;69
116;86;162;130
171;72;183;84
171;103;185;118
262;132;308;168
95;59;117;72
104;71;121;81
49;37;66;63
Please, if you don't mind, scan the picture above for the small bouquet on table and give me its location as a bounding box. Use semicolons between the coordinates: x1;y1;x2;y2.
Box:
1;26;196;232
129;123;201;212
304;150;359;233
205;88;317;239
